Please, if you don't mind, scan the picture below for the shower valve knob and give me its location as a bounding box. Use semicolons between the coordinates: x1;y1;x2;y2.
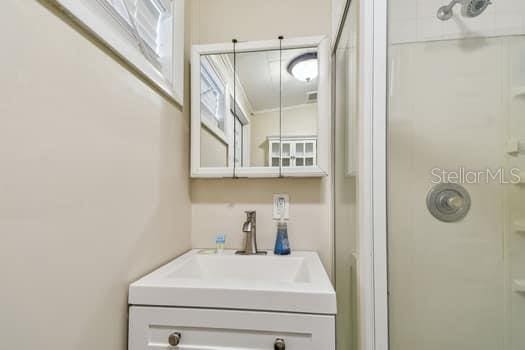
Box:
274;338;286;350
446;195;464;210
427;183;471;222
168;332;181;347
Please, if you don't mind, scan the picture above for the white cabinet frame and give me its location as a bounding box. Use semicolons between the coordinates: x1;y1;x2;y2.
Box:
191;36;330;178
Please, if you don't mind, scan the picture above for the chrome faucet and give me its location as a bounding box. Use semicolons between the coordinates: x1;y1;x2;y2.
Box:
236;211;267;255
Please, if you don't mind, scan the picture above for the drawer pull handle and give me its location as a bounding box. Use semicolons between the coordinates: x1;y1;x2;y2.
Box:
168;332;181;347
274;338;286;350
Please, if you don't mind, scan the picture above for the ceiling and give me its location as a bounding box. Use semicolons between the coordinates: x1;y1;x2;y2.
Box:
227;47;318;113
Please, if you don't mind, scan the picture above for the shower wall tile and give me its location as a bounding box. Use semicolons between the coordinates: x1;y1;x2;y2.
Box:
493;14;524;37
390;19;418;43
390;0;525;44
388;38;507;350
493;0;525;15
390;0;418;21
415;0;444;18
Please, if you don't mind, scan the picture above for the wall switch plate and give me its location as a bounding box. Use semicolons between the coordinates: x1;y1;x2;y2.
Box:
273;194;290;220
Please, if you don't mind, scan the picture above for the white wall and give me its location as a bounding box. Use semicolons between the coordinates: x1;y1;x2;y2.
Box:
389;2;525;350
391;0;525;43
190;0;333;273
0;1;192;349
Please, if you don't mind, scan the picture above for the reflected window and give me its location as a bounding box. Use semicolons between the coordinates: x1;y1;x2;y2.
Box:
201;58;226;133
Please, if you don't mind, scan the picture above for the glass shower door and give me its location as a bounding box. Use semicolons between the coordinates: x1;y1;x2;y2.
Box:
333;1;359;350
387;1;525;350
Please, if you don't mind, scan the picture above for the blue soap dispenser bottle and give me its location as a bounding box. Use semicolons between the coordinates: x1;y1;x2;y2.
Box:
274;213;291;255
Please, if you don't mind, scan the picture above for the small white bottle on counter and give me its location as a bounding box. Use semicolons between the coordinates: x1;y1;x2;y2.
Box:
215;233;226;254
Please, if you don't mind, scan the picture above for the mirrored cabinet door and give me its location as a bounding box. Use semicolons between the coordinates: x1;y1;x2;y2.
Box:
232;49;281;173
199;53;233;174
281;47;319;170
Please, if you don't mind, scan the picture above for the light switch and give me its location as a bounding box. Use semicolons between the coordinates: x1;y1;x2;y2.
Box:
273;194;290;220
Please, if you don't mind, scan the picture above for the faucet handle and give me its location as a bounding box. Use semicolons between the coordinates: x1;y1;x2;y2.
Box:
245;210;256;216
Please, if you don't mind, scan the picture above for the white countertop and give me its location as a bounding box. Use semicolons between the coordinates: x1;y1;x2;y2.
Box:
129;249;337;315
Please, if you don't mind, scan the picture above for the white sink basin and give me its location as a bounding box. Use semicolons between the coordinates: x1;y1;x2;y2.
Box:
129;249;336;315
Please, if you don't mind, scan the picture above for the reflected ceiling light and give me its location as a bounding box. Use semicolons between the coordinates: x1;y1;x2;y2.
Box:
287;52;318;82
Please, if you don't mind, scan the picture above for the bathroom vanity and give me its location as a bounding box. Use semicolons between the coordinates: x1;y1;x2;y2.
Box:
128;250;336;349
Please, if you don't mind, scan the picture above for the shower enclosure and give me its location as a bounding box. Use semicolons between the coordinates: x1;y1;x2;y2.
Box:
388;0;525;348
333;0;525;349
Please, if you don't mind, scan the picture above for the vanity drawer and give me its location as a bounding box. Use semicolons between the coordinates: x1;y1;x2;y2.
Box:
129;306;335;350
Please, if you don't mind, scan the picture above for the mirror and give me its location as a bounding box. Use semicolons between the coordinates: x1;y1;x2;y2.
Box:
234;49;283;169
192;37;328;178
198;53;231;169
281;48;319;169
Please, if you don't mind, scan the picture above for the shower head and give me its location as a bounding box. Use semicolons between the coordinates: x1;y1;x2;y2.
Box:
462;0;492;17
437;0;492;21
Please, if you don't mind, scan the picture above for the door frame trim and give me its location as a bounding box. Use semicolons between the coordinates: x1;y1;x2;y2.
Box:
359;0;389;349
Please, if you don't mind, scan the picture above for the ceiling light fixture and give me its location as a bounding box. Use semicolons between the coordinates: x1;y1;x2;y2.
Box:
287;52;318;82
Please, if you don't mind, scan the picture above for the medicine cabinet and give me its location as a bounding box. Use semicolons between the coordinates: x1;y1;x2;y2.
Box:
190;36;330;178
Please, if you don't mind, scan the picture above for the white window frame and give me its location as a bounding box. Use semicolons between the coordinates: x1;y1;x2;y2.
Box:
230;95;251;168
56;0;185;105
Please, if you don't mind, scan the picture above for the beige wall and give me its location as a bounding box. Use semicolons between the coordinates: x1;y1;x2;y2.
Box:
191;0;333;272
192;0;332;43
0;1;191;350
250;104;318;167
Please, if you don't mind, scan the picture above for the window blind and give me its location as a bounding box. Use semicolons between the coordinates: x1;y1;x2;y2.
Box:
98;0;173;82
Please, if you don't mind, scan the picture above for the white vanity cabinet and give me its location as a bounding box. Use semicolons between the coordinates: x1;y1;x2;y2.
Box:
129;306;335;350
128;250;337;350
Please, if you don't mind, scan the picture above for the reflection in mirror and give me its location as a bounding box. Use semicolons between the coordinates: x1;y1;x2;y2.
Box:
199;54;230;168
198;46;319;171
234;49;281;168
281;47;319;169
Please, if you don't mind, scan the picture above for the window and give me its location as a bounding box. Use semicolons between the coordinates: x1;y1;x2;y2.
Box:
56;0;184;104
200;58;226;135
